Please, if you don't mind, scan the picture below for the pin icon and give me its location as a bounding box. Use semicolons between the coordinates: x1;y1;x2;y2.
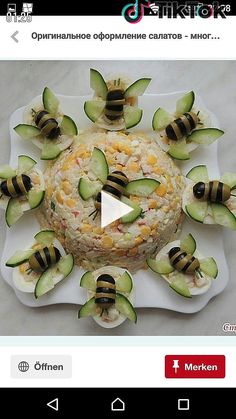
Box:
172;359;180;374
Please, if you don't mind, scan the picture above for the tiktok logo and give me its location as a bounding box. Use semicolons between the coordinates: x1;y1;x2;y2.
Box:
122;0;150;24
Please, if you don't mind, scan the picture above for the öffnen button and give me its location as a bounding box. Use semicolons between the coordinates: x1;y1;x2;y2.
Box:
165;355;225;378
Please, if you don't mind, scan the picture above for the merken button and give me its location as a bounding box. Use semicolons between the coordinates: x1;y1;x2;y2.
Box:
165;355;225;378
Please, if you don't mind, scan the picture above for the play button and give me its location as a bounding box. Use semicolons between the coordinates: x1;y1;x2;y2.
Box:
101;191;133;228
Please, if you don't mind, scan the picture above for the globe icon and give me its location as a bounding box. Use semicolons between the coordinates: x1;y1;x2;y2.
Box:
18;361;30;372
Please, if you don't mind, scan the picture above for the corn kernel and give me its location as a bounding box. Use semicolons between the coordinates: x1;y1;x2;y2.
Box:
81;223;93;233
101;236;113;248
140;226;151;237
127;162;139;172
151;221;159;229
107;157;114;165
93;227;104;235
122;145;132;156
156;184;167;197
147;155;157;165
56;191;64;204
153;167;163;175
149;199;157;209
116;164;124;171
106;146;116;154
61;181;72;195
66;198;76;208
19;263;29;273
135;236;143;245
62;156;75;171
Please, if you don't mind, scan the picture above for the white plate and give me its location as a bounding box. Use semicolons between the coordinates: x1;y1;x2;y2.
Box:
0;92;229;313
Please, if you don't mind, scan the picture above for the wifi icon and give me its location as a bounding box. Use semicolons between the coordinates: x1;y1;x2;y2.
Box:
149;2;159;14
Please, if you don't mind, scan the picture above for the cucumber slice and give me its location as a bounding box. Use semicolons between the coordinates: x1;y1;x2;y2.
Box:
186;165;209;183
126;178;160;197
0;165;16;179
60;115;78;136
34;230;55;246
90;147;108;183
187;128;224;145
14;124;41;140
5;198;23;227
78;178;101;201
41;140;61;160
34;254;74;298
124;78;151;98
186;201;208;223
78;297;98;318
176;91;195;115
123;106;142;129
80;271;96;292
84;100;105;123
180;233;197;254
168;141;190;160
17;155;37;175
42;87;59;114
220;172;236;190
115;293;137;323
6;249;34;267
211;203;236;230
152;107;173;131
57;254;74;277
90;68;108;100
199;257;218;279
116;271;133;293
120;196;142;223
147;256;174;275
34;269;54;298
27;189;45;209
169;275;192;298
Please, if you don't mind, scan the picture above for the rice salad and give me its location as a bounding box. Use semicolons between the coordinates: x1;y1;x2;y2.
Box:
39;130;185;272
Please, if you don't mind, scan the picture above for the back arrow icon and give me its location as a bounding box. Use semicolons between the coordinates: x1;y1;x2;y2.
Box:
11;31;19;43
47;398;59;411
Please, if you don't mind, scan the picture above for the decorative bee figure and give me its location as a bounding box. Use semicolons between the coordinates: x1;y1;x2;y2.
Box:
152;91;224;160
168;246;201;276
5;229;74;298
14;87;78;160
84;68;151;130
79;267;137;326
184;165;236;229
0;155;45;227
147;234;218;298
28;245;61;273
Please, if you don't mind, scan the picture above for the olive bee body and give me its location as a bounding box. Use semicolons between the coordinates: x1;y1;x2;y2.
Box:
104;89;126;121
0;174;32;198
95;274;116;309
93;171;129;215
34;110;60;139
165;112;199;141
28;246;61;273
168;246;200;274
193;181;231;203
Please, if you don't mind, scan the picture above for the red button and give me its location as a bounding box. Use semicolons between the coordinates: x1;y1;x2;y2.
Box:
165;355;225;378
